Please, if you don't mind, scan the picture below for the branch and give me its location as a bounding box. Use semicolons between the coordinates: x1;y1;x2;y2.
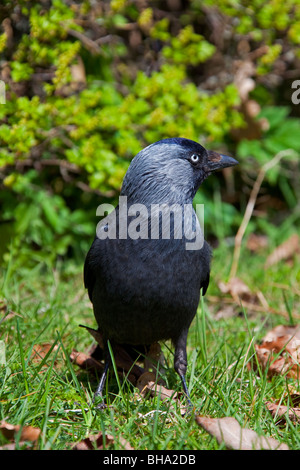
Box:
67;28;102;55
8;158;117;198
229;149;298;280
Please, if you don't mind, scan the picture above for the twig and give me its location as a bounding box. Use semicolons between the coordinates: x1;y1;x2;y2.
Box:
229;149;298;280
75;181;116;198
207;295;300;319
67;28;102;55
11;158;117;198
15;158;80;174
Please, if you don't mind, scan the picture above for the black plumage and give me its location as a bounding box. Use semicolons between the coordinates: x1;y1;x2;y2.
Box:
84;137;238;408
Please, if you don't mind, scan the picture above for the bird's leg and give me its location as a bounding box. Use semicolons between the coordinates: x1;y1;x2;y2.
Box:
180;375;193;409
92;346;111;410
174;329;193;411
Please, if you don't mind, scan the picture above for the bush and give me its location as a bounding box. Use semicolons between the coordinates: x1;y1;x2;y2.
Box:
0;0;299;269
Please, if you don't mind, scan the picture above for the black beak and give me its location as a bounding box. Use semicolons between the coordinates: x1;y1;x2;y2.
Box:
206;150;238;172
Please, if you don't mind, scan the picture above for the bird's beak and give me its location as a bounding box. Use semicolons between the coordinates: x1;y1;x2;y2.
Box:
206;150;238;172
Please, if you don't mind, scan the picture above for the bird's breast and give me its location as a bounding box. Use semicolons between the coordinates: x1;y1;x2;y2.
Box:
91;236;209;344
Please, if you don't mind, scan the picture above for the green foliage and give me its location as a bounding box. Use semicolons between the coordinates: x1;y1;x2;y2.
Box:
1;170;94;268
197;0;300;44
239;107;300;162
0;0;299;268
161;25;216;65
238;106;300;193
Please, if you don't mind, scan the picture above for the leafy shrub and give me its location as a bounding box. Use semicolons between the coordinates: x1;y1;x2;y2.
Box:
0;0;299;269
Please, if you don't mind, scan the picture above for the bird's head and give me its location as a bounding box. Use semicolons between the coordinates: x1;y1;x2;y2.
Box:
121;138;238;204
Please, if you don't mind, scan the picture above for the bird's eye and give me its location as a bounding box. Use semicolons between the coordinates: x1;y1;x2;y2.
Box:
190;154;199;165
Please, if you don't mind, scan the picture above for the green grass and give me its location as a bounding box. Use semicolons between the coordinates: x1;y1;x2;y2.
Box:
0;243;300;450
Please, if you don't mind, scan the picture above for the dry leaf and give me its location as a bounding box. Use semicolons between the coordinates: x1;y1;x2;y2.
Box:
218;277;260;306
214;304;237;320
288;392;300;407
70;349;104;373
77;328;174;404
71;344;144;386
252;325;300;379
137;373;184;412
72;432;133;450
0;420;41;443
265;234;299;268
72;432;114;450
246;233;268;252
112;343;145;384
0;299;6;313
233;60;255;101
266;395;300;425
0;299;21;323
144;342;166;377
30;343;59;363
77;326;173;387
196;416;289;450
231;60;268;141
78;324;146;384
137;372;174;399
217;277;273;315
136;372;187;415
0;442;19;450
70;57;86;86
79;324;105;349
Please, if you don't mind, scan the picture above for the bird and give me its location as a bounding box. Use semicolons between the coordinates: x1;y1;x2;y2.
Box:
84;137;238;409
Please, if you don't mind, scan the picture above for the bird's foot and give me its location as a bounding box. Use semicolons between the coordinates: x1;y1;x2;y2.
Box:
91;390;107;410
94;400;107;410
180;375;195;417
90;360;110;410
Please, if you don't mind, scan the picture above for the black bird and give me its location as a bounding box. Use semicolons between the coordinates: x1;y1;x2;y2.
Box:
84;138;237;408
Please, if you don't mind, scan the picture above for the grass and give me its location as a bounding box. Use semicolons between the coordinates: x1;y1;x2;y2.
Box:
0;241;300;450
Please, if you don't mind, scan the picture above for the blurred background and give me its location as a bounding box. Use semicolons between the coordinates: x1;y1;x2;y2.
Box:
0;0;299;277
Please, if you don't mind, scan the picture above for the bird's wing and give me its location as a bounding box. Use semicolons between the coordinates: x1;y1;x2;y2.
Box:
84;222;212;301
84;207;118;301
200;270;210;296
84;237;102;302
199;240;211;296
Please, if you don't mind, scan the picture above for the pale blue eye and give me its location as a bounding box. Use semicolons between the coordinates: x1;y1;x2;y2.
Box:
190;154;199;164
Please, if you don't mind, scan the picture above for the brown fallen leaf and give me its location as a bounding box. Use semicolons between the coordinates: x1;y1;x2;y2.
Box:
266;394;300;425
78;325;146;383
70;349;104;373
233;60;255;102
196;416;289;450
79;324;105;349
246;233;268;252
0;442;20;450
0;420;41;444
218;277;262;310
76;326;170;387
208;293;291;318
136;372;187;415
214;304;238;320
252;324;300;379
72;432;133;450
265;234;299;268
113;343;146;384
30;343;59;363
71;346;145;386
76;327;180;408
137;372;175;400
144;342;166;378
0;298;21;324
287;392;300;407
216;277;298;319
0;300;6;314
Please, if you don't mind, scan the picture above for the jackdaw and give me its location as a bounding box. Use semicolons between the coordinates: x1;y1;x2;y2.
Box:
84;137;238;408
